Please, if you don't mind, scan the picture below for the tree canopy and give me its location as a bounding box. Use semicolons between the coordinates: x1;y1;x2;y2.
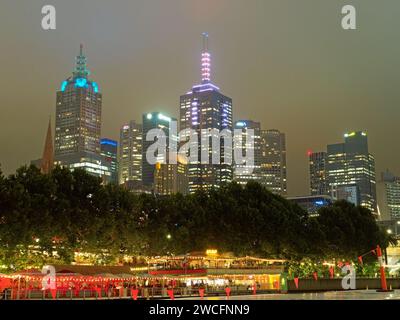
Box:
0;165;393;272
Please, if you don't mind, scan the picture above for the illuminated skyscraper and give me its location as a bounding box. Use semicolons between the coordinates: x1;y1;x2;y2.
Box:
327;131;377;213
180;33;233;193
142;112;177;188
54;45;107;178
154;159;189;196
233;120;262;185
309;151;328;196
260;130;287;196
100;139;118;185
377;170;400;220
119;121;143;184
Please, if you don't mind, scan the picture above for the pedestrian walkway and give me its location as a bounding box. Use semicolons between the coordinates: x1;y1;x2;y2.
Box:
182;290;400;300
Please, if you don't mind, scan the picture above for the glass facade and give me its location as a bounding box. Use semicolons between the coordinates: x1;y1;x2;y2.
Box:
142;112;176;188
327;131;377;213
377;170;400;220
154;161;189;195
119;121;143;184
54;45;105;180
309;151;328;196
233;120;262;185
100;138;118;185
180;35;233;194
260;130;287;196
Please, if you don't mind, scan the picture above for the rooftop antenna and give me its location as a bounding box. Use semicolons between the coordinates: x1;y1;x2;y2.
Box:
73;43;89;78
201;33;211;84
202;32;209;52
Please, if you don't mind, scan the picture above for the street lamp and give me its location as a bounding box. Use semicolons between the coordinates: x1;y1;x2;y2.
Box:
387;229;393;235
166;234;172;240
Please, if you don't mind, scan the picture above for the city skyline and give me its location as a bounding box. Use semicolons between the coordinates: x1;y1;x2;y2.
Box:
1;1;400;197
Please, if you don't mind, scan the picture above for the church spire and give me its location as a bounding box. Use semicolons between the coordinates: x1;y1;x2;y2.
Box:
40;117;54;174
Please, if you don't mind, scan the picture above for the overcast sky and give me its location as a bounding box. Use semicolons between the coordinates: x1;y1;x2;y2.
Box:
0;0;399;196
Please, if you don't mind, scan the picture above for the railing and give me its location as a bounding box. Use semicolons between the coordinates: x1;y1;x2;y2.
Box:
2;286;279;300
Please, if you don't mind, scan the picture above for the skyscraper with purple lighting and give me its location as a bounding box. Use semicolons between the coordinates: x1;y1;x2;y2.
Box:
179;33;233;194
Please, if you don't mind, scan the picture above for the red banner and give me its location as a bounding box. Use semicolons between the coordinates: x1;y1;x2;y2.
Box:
131;289;139;300
149;269;206;276
294;277;299;289
199;288;205;299
329;267;334;279
167;289;175;300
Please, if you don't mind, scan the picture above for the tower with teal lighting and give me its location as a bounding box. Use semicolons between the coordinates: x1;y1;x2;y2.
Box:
54;45;109;181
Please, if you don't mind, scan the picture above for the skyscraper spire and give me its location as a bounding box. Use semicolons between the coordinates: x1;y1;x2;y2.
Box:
40;117;54;174
73;43;90;79
201;33;211;84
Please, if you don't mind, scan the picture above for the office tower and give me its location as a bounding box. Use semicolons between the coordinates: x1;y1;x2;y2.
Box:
54;45;107;178
154;158;189;196
334;184;361;206
180;33;233;194
309;151;328;196
100;139;118;185
119;121;143;185
233;120;262;185
327;131;377;213
377;170;400;220
31;118;54;174
142;112;176;188
260;130;287;196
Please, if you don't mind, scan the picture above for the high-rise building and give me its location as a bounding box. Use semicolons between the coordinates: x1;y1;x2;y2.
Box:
260;130;287;196
180;33;233;194
327;131;377;213
54;45;107;178
233;120;262;185
334;184;361;206
100;139;118;185
142;112;176;188
288;195;334;217
377;170;400;220
119;121;143;185
154;158;189;196
309;151;328;196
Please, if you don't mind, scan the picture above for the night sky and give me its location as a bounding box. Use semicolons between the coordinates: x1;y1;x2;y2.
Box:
1;0;399;196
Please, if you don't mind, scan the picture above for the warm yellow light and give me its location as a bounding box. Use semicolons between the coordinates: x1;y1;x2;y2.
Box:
130;267;149;272
206;249;218;256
